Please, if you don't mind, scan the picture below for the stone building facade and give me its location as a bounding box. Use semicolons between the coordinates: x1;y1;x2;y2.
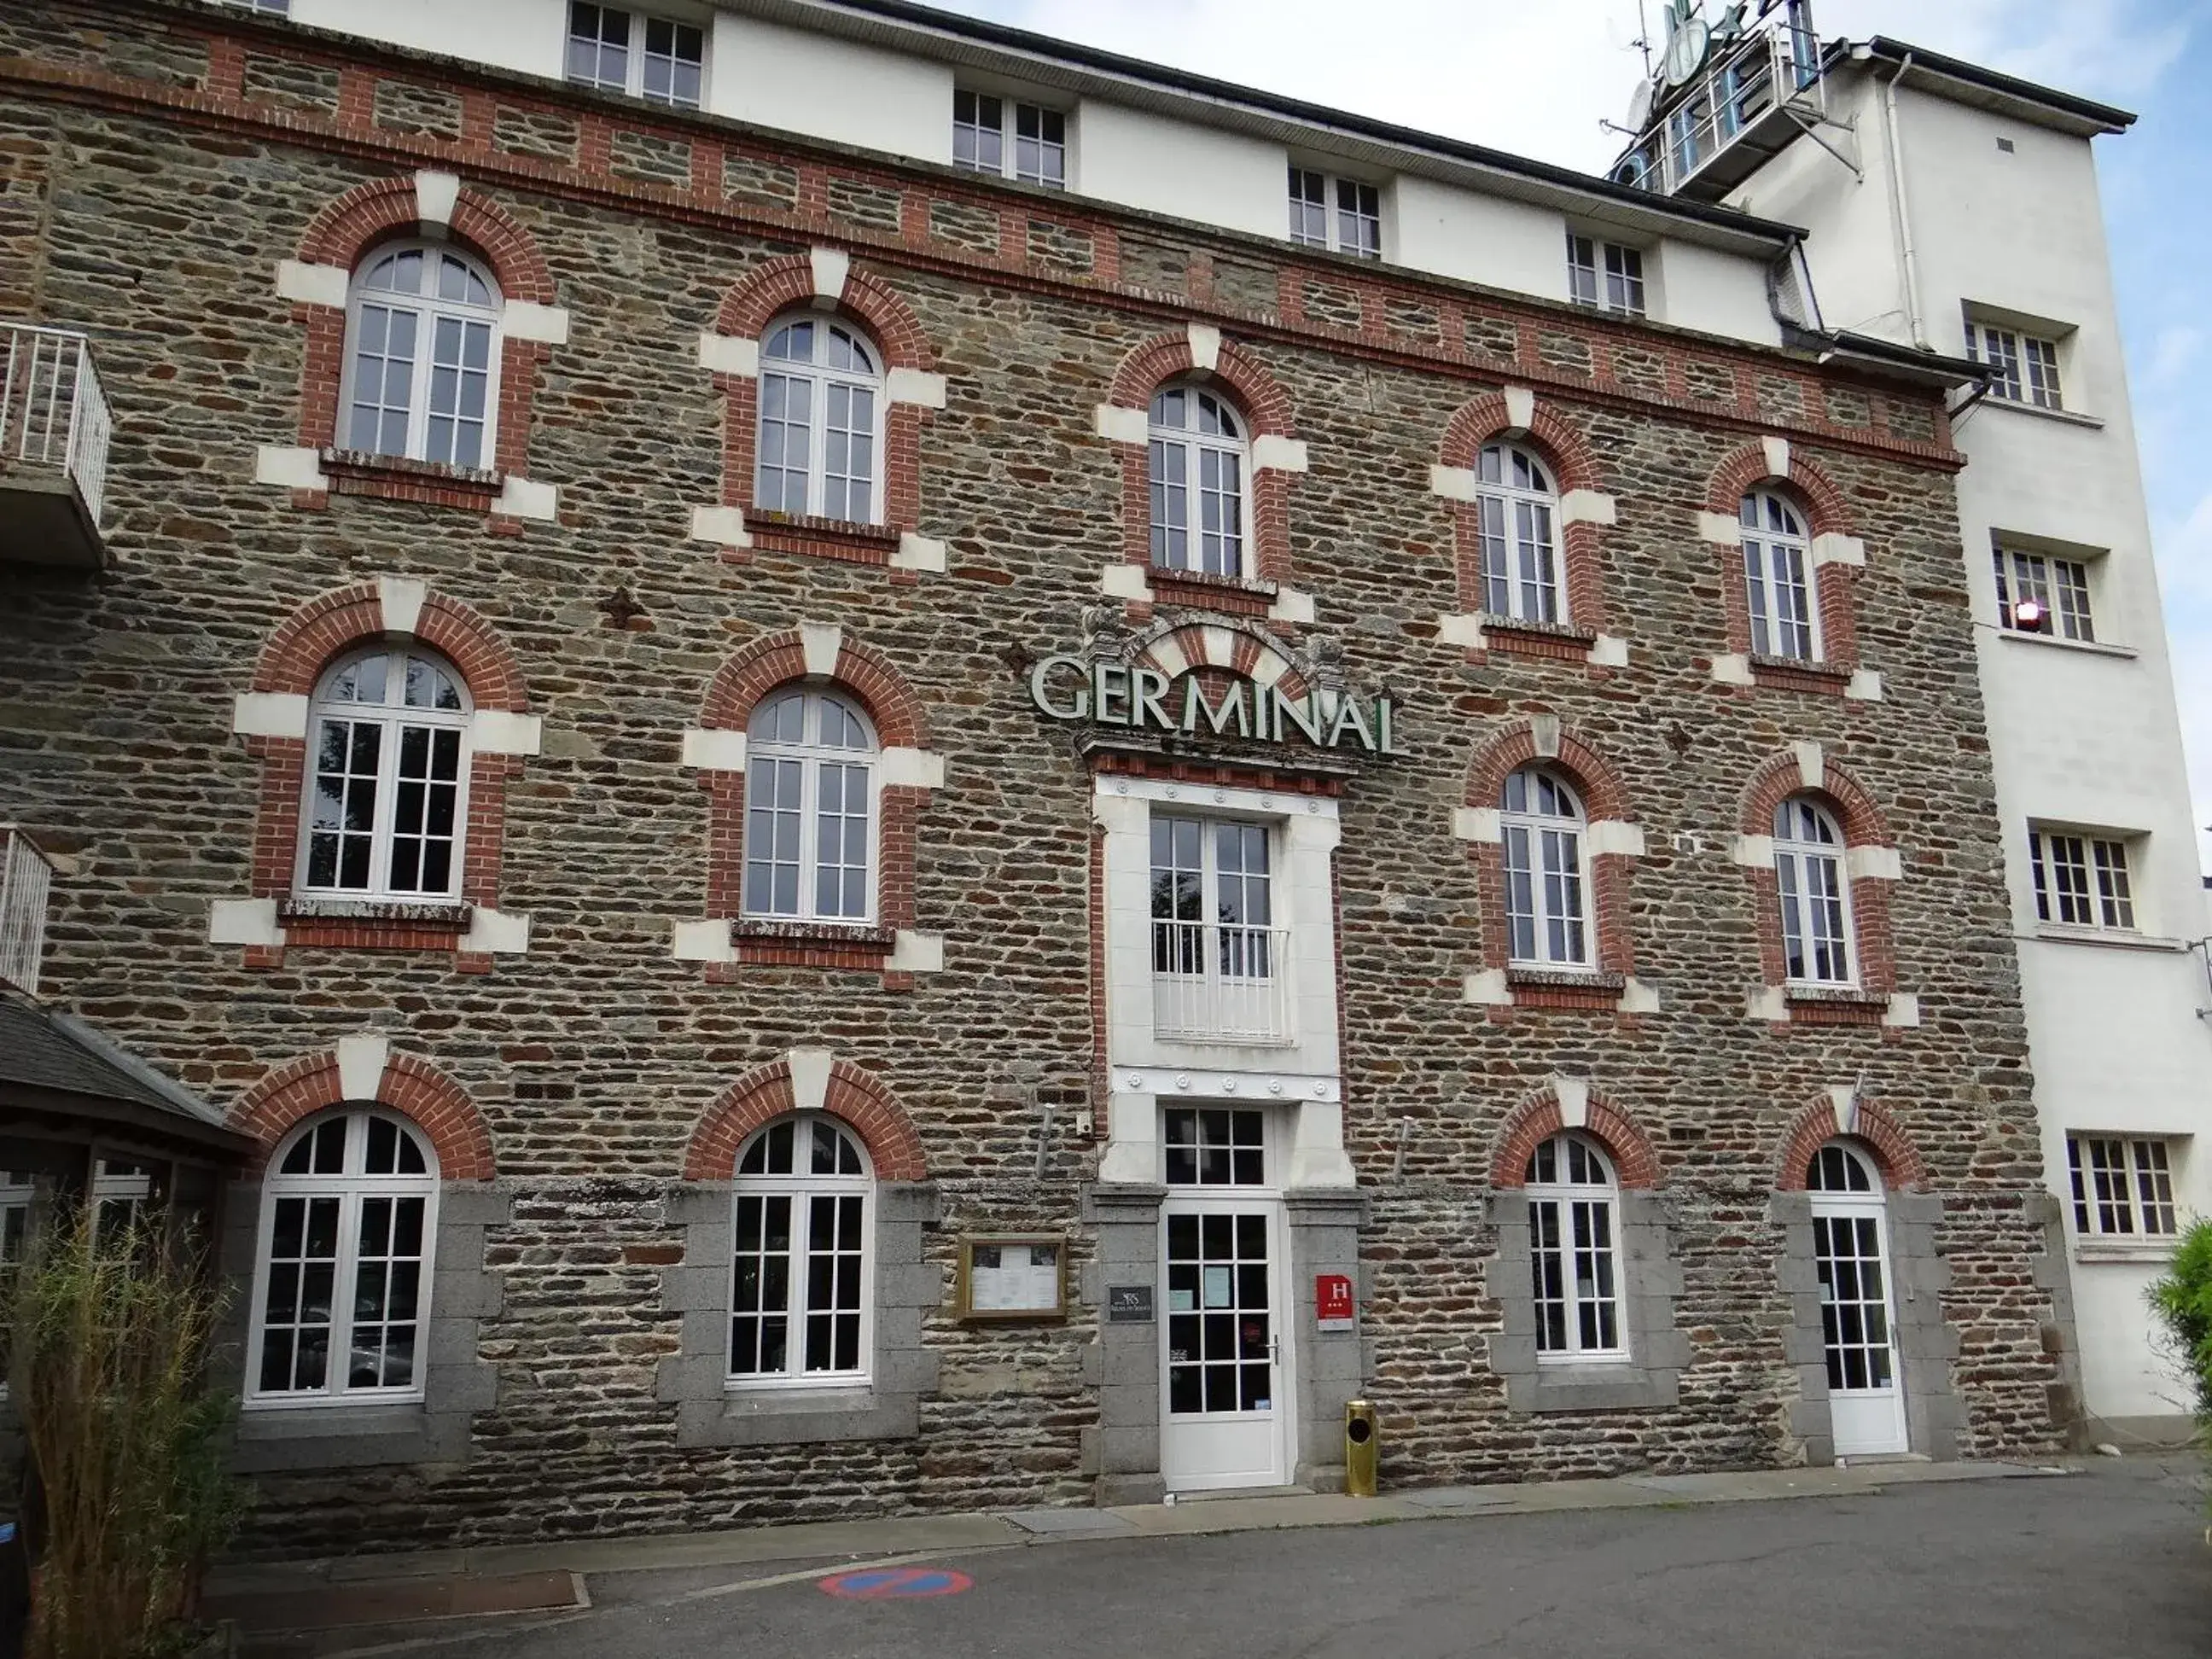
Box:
0;0;2070;1555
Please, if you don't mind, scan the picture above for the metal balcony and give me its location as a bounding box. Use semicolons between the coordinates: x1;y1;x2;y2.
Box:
0;324;112;570
1;828;54;998
1613;16;1827;203
1151;922;1295;1045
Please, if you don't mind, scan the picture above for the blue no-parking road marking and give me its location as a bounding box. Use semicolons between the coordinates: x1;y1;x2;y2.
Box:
818;1565;974;1600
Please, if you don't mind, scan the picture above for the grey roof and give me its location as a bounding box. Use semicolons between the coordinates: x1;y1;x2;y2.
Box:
0;994;230;1130
1851;38;2136;136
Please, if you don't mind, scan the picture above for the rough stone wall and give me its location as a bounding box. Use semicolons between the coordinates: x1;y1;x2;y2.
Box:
0;1;2058;1554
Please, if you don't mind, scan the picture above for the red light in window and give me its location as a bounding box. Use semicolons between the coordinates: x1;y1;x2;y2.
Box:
2012;598;2046;632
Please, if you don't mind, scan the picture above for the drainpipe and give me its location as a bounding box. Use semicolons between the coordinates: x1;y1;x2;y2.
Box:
1878;51;1929;349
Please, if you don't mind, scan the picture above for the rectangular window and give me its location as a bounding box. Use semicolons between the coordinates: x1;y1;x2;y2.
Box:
952;90;1066;188
566;3;704;108
1969;322;2064;410
1288;168;1382;259
1568;234;1646;317
1150;813;1289;1044
2067;1136;2179;1237
2029;829;2137;931
1993;545;2095;642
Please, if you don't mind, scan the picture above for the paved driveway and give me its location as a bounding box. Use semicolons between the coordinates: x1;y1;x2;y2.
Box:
304;1459;2212;1658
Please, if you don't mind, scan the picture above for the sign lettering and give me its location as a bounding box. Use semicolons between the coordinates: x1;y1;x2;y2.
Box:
1027;655;1400;755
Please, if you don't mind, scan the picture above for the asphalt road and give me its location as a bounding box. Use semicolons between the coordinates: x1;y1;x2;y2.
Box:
323;1459;2212;1658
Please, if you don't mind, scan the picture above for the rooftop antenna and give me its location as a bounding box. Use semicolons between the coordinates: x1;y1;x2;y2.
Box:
1635;0;1654;78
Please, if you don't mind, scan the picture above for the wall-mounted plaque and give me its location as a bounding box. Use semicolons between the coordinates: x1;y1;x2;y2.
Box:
957;1235;1067;1323
1106;1284;1155;1324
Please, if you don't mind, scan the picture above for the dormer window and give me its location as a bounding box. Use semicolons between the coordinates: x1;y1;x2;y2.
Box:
952;90;1067;189
1567;234;1645;318
566;3;705;108
1287;168;1381;259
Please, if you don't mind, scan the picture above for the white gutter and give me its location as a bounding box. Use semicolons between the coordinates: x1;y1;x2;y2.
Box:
1877;49;1930;349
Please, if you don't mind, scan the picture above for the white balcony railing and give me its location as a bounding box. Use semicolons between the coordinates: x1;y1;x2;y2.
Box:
2;323;111;528
1151;922;1295;1045
0;828;54;998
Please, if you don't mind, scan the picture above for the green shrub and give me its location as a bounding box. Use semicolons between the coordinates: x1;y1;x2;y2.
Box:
2150;1218;2212;1435
8;1208;247;1659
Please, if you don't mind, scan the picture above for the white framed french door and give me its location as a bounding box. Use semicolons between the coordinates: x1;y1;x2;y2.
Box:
1811;1190;1908;1456
1157;1105;1293;1492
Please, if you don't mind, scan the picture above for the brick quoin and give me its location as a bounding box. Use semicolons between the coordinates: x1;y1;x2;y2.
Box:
683;1056;928;1181
1441;389;1610;638
1488;1085;1662;1190
1739;748;1900;1001
709;254;935;544
241;584;532;958
289;173;556;494
1106;329;1297;587
230;1048;497;1179
1708;440;1861;681
1775;1096;1928;1191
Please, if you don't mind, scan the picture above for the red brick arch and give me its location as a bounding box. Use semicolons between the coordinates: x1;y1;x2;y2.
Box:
1738;748;1899;1001
1775;1096;1927;1191
1467;718;1630;823
231;1047;495;1181
1103;329;1296;591
1440;390;1601;493
1488;1083;1661;1190
693;631;933;969
684;1056;928;1182
289;175;555;487
1706;441;1860;678
1132;622;1312;701
237;585;532;967
707;255;935;544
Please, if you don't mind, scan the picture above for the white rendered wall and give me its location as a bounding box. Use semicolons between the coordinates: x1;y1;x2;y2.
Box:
1389;175;1568;305
1650;237;1782;346
1739;71;2212;1428
292;0;565;79
707;13;952;163
1072;100;1285;242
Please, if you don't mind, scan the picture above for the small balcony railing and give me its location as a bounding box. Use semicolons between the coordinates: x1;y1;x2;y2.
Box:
0;827;54;998
0;324;112;563
1613;18;1824;199
1151;922;1295;1045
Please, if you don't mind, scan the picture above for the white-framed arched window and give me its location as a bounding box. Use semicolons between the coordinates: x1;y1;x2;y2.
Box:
300;647;472;901
247;1109;439;1404
754;315;884;524
1500;766;1590;968
743;687;877;923
1774;796;1853;986
1476;443;1562;625
1148;383;1251;578
342;241;502;471
729;1114;873;1385
1741;488;1819;661
1525;1132;1624;1361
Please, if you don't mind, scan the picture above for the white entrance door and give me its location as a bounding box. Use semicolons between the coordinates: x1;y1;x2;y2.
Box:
1158;1106;1291;1493
1808;1142;1909;1457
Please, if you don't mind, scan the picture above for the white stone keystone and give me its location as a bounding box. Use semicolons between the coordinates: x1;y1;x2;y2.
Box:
809;247;850;300
1761;435;1790;478
1793;741;1825;791
800;623;842;678
378;575;428;637
1552;1075;1590;1129
1530;713;1562;759
1186;323;1222;373
336;1033;389;1103
787;1047;834;1111
1829;1084;1859;1136
1503;387;1535;431
414;169;461;230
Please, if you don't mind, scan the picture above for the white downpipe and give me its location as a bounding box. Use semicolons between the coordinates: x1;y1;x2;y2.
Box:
1879;53;1928;350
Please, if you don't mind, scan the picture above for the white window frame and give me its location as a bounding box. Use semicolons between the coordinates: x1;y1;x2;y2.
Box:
1499;767;1591;969
1288;167;1382;259
339;241;504;471
296;646;474;904
727;1114;875;1390
1968;319;2064;410
742;687;880;925
2029;827;2138;933
1148;382;1254;579
245;1109;439;1410
1993;544;2096;642
1526;1133;1627;1364
1475;442;1563;625
1774;796;1855;987
2066;1134;2179;1239
754;313;886;526
1740;487;1821;661
565;3;707;108
952;89;1068;189
1567;233;1647;318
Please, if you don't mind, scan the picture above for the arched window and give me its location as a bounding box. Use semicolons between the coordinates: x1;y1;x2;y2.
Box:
1500;767;1589;968
300;647;472;901
1525;1132;1623;1360
1740;488;1819;660
1149;383;1250;578
1773;797;1853;986
754;316;884;523
743;687;877;923
1805;1138;1907;1454
1476;443;1562;624
730;1114;872;1384
247;1109;439;1403
342;241;502;470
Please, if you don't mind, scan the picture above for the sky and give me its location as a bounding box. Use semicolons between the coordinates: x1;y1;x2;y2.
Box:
934;0;2212;870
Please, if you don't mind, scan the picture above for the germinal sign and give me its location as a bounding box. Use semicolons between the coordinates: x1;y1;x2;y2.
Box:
1027;656;1400;756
